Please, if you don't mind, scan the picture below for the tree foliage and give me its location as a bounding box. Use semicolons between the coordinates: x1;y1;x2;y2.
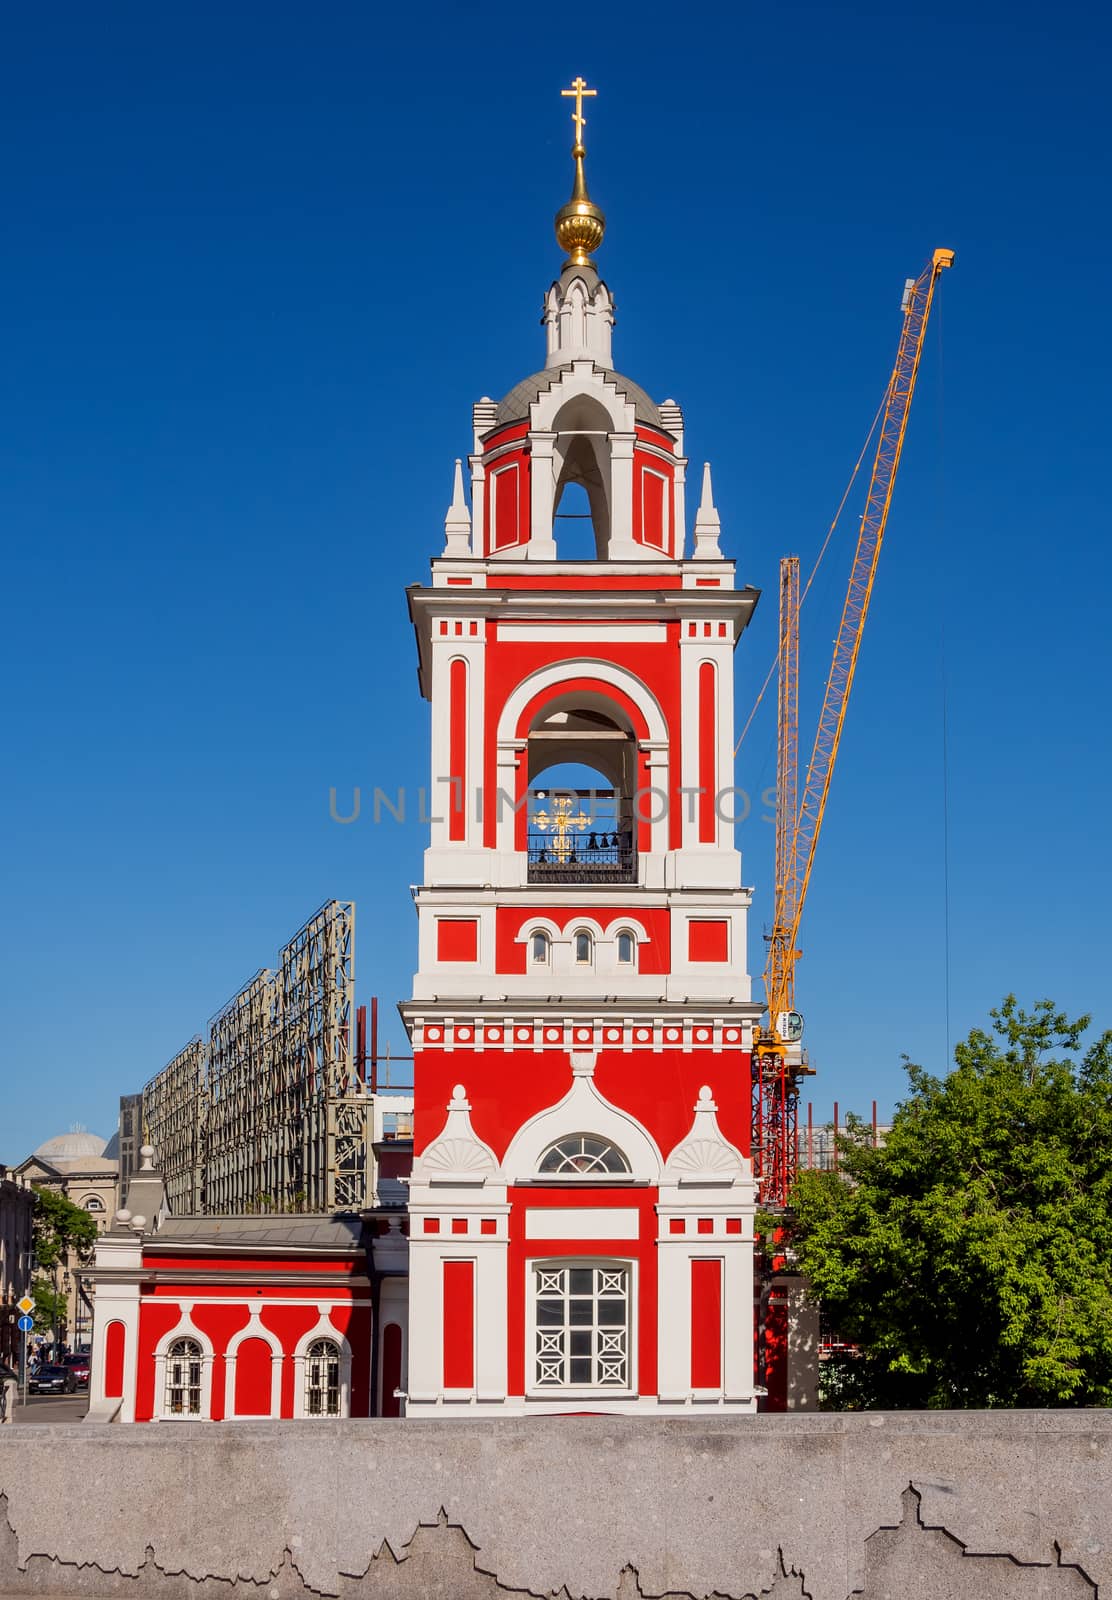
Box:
31;1186;98;1271
787;997;1112;1408
31;1276;67;1335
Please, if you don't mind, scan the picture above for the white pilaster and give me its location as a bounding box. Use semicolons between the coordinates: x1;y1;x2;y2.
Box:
527;432;558;557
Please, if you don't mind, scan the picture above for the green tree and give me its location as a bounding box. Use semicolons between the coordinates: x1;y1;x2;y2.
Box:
31;1187;98;1271
31;1188;99;1354
787;997;1112;1408
30;1277;67;1336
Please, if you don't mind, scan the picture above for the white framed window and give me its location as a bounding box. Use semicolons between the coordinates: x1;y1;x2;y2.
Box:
530;930;551;964
82;1195;106;1212
532;1263;631;1389
615;930;635;965
538;1135;631;1176
292;1319;352;1418
165;1338;202;1417
574;930;593;964
304;1339;340;1416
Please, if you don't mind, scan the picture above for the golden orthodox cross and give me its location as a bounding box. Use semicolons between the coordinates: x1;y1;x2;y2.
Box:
561;76;597;148
533;795;590;864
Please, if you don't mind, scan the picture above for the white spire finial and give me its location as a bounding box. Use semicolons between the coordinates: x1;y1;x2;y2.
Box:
692;461;723;560
443;459;472;556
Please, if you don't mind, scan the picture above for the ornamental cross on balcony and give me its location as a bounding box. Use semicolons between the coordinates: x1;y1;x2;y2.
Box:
533;796;590;864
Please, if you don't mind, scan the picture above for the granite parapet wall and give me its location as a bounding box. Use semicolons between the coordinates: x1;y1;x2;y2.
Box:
1;1413;1110;1599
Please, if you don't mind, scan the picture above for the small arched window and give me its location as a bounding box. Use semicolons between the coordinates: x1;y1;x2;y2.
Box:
165;1338;202;1417
82;1195;106;1212
616;931;635;965
539;1135;631;1175
531;931;551;964
574;931;593;964
304;1339;340;1416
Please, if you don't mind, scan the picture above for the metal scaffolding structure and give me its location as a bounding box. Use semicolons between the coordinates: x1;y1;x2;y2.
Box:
142;1039;205;1215
142;901;368;1215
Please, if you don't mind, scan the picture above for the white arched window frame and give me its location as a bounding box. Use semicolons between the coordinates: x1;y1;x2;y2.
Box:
495;663;670;860
538;1134;632;1176
527;1256;638;1397
615;929;636;966
574;929;594;965
81;1195;106;1212
530;929;551;965
153;1313;215;1421
292;1313;353;1418
504;1056;663;1187
514;916;650;978
224;1311;284;1420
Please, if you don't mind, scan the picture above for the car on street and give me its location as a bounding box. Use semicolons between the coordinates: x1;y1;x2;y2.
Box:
61;1352;91;1388
28;1365;77;1395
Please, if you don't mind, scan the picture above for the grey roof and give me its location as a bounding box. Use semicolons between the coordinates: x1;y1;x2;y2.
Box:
493;365;665;430
153;1214;366;1252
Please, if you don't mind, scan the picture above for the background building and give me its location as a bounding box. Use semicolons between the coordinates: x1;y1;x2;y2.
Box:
0;1167;34;1370
14;1130;119;1350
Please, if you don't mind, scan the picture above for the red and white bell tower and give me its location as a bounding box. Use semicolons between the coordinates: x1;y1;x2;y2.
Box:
400;81;763;1415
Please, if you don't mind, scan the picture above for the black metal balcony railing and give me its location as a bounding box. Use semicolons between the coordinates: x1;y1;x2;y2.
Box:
527;832;636;885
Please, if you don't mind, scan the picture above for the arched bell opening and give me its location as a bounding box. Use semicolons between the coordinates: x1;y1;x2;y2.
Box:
525;693;637;884
551;393;612;557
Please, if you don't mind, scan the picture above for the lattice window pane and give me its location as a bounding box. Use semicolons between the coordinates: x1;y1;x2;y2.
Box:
538;1136;631;1176
165;1338;202;1417
304;1338;340;1417
532;1264;630;1390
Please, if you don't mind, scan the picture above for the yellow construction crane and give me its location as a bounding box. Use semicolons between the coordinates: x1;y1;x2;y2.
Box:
751;248;955;1207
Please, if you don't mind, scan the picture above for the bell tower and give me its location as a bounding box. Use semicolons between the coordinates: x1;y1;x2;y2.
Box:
400;82;763;1416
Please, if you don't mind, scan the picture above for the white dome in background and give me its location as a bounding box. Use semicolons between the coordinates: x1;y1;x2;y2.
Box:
33;1130;108;1168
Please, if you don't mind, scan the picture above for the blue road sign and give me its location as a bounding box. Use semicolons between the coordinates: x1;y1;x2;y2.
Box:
17;1315;33;1333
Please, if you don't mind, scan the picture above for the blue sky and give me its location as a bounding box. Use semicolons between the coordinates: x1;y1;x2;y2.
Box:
2;0;1109;1161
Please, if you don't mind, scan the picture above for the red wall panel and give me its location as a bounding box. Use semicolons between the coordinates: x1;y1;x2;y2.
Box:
104;1320;126;1401
437;918;478;962
449;657;468;841
442;1261;475;1389
233;1336;273;1416
691;1258;723;1388
688;919;729;962
698;661;716;842
640;467;666;551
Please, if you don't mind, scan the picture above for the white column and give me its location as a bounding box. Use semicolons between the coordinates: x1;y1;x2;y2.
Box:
404;1237;444;1405
87;1231;143;1423
528;432;557;558
608;433;637;556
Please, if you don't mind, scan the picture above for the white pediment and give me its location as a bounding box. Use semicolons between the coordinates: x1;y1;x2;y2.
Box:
411;1085;499;1188
663;1087;750;1188
502;1053;662;1184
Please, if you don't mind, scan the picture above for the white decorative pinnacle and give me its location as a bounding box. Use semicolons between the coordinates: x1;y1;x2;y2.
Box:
692;461;723;560
413;1081;498;1186
543;272;614;369
663;1085;749;1187
443;459;472;556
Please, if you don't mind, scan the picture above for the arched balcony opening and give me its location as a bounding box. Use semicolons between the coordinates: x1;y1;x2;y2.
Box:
551;481;598;561
551;393;612;556
525;693;637;884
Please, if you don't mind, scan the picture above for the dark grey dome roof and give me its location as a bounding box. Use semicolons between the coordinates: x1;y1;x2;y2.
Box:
493;364;665;430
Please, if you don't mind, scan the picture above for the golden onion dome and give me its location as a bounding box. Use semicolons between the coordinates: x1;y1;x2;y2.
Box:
555;144;606;267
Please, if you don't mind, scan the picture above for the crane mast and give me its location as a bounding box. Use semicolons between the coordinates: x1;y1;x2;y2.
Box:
752;248;955;1209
